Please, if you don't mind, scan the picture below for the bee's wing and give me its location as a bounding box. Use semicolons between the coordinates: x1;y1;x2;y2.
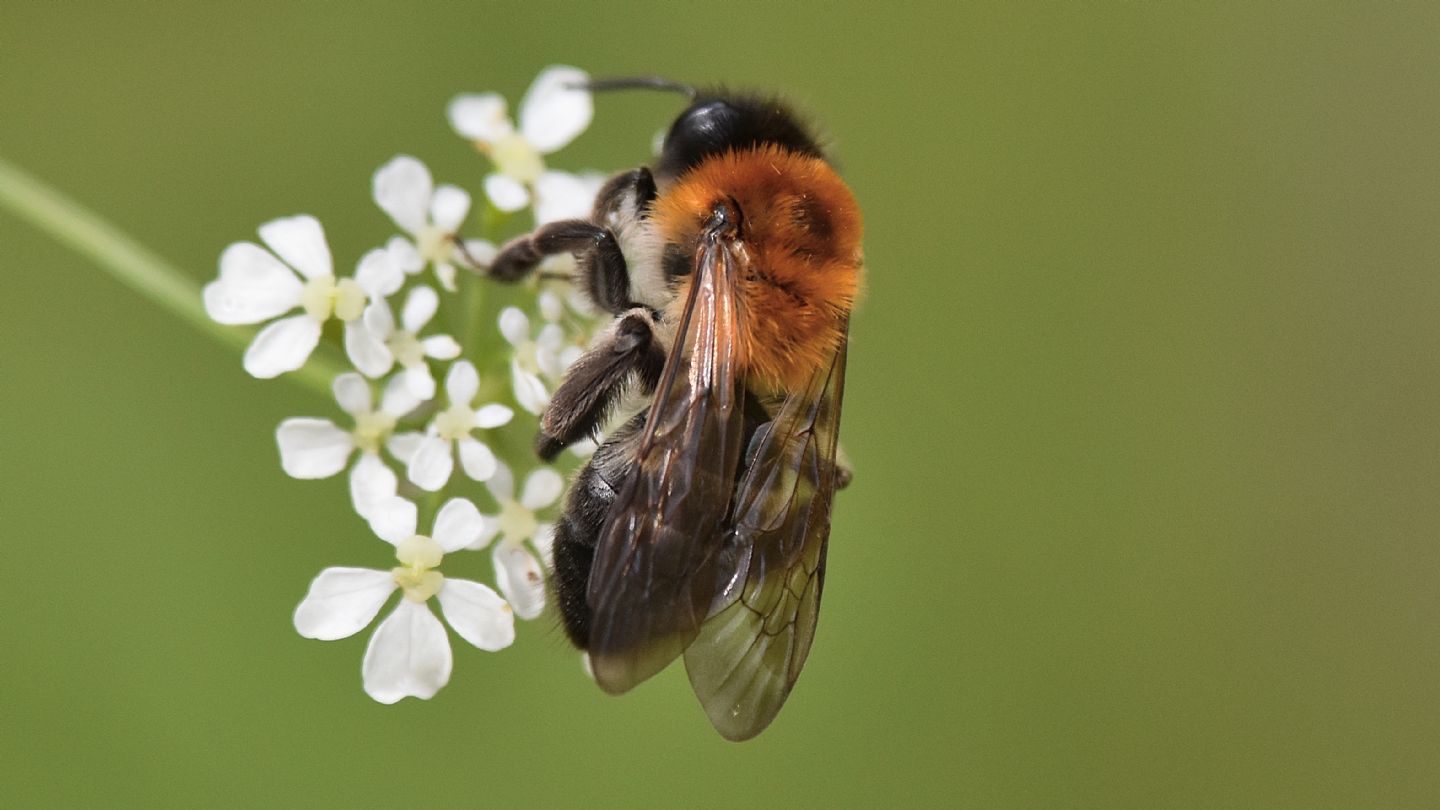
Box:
683;331;847;741
585;230;748;694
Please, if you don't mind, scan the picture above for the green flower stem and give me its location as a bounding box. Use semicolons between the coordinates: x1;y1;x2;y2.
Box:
0;155;344;398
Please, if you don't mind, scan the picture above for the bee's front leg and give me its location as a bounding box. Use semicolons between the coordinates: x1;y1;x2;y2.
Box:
486;168;656;315
535;307;665;460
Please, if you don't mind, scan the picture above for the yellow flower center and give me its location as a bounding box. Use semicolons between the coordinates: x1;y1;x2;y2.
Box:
434;404;476;441
416;225;453;266
498;498;537;545
514;340;539;374
491;132;545;184
392;534;444;602
351;410;396;454
387;330;426;368
300;276;366;322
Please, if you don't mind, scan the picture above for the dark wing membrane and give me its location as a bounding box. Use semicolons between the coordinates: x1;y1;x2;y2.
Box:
585;230;747;695
684;331;848;741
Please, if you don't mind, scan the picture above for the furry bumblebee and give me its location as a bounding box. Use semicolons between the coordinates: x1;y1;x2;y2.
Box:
485;78;862;740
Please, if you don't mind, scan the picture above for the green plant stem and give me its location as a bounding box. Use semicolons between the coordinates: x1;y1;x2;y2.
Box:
0;155;343;398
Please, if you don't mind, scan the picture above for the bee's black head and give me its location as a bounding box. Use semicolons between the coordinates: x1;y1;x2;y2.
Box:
654;94;826;181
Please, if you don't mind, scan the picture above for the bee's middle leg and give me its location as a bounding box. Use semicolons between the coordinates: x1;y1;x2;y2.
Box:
535;307;665;460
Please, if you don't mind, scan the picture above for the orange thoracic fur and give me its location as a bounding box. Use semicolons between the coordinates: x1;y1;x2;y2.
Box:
652;145;864;392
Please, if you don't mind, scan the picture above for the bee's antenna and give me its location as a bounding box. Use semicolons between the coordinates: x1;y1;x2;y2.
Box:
578;76;698;99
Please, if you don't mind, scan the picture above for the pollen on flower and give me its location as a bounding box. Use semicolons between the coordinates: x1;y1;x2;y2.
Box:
300;276;366;322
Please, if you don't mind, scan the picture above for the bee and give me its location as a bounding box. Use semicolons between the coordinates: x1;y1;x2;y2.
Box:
483;77;862;740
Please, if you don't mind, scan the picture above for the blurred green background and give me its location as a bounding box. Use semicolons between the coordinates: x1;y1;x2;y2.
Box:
3;3;1439;807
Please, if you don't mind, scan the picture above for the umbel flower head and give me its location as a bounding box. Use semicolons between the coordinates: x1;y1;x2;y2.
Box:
203;64;606;706
294;496;515;703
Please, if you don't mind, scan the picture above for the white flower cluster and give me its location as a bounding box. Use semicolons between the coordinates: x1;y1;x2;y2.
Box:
202;67;604;703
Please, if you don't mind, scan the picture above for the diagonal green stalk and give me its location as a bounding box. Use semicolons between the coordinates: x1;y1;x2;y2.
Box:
0;155;343;398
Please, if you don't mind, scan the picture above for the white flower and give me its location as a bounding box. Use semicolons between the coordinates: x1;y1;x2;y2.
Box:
474;461;564;620
294;496;515;704
372;156;471;292
346;285;461;400
498;302;580;415
204;215;402;378
447;65;600;221
275;372;420;518
407;360;514;491
532;170;606;226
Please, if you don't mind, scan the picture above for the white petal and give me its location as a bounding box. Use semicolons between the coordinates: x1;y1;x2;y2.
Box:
468;514;502;551
362;601;452;704
344;320;393;379
434;262;457;293
402;364;436;402
373;155;433;235
205;242;303;325
444;360;479;404
362;299;396;338
486;461;515;502
432;497;484;552
457;437;497;482
534;170;600;225
380;374;422;417
493;543;547;620
429;185;471;233
331;372;372;415
484;173;530;213
536;322;566;353
354;247;404;299
460;239;498;268
498;306;530;347
537;290;564;323
386;236;424;275
350;453;398;519
558;345;583;371
421;334;461;360
446;92;513;143
275;418;352;478
521;467;565;511
519;65;592;153
533;522;556;567
401;285;439;333
407;436;454;491
294;567;395;641
243;314;322;379
511;364;549;416
473;403;514;429
437;579;515;652
367;495;418;545
387;431;423;463
258;215;333;280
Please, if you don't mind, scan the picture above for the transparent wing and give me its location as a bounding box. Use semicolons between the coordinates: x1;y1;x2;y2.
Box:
586;227;747;694
684;332;848;741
